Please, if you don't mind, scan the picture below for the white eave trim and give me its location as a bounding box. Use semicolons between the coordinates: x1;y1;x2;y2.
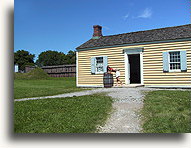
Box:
76;51;79;87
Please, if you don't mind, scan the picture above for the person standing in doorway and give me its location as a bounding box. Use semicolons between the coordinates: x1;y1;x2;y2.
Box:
115;69;123;86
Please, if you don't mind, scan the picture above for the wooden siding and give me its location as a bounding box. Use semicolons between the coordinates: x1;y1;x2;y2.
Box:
77;40;191;87
78;47;125;86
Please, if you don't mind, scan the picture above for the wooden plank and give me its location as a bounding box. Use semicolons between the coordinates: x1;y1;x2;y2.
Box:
144;45;191;52
124;41;191;49
144;48;191;54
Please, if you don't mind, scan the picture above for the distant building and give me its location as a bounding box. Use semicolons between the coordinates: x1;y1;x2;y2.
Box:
14;64;18;72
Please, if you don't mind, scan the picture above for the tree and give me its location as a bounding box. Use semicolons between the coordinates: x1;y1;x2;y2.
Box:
14;50;35;71
36;50;67;66
65;50;76;64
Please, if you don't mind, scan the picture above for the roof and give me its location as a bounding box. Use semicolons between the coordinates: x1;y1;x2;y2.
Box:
76;24;191;50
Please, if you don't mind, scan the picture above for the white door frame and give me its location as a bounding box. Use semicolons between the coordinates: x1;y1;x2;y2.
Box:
124;49;144;85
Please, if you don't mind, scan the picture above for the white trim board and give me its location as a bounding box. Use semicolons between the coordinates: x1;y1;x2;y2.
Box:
145;85;191;89
124;53;129;84
76;51;78;87
140;52;144;85
77;85;191;88
124;48;144;85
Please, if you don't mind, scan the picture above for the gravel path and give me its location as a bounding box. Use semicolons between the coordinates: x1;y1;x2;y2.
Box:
98;87;156;133
14;88;114;102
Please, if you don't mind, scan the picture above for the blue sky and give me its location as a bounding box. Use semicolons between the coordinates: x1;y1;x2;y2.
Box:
14;0;190;61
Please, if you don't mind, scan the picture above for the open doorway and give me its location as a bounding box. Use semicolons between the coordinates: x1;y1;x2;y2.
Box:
128;54;141;84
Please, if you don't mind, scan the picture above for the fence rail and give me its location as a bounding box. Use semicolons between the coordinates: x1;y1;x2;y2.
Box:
25;64;76;77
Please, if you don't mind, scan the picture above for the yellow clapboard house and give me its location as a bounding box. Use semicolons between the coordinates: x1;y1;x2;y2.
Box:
76;24;191;88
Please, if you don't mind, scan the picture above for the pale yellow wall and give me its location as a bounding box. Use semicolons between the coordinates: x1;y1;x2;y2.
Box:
77;40;191;86
78;47;125;86
142;41;191;86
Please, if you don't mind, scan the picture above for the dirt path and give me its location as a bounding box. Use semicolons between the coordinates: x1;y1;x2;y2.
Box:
98;87;155;133
14;88;115;102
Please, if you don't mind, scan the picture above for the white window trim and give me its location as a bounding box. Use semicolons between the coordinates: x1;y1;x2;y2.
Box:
94;56;104;74
168;50;181;72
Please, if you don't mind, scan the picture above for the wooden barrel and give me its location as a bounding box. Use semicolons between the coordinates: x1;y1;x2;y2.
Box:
103;72;114;88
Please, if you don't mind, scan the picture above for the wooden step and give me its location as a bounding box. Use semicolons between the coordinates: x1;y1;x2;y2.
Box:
113;84;144;88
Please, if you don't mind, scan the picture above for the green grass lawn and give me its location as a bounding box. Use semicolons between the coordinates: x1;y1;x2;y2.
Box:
141;90;191;133
14;94;113;133
14;77;85;99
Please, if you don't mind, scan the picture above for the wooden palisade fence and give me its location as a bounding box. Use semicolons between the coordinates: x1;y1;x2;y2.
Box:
25;64;76;77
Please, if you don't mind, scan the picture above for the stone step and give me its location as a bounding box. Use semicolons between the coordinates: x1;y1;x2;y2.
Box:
112;84;144;88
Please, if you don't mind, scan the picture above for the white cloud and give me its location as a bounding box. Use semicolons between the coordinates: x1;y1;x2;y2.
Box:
123;14;129;20
138;8;152;18
102;26;110;30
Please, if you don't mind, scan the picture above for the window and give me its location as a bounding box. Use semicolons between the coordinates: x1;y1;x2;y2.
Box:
163;50;187;73
95;57;103;73
169;51;181;71
91;56;108;74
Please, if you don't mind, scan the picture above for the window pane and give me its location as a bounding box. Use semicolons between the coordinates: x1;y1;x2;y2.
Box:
96;67;103;72
177;63;180;69
96;57;103;63
170;63;181;70
169;51;181;70
170;64;172;69
170;51;180;62
95;57;103;72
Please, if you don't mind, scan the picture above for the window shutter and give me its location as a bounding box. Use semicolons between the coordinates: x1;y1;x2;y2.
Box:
103;56;108;73
91;57;95;74
163;52;169;72
180;50;187;72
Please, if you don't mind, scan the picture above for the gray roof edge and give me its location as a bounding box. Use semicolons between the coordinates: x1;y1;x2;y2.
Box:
100;24;191;38
76;37;191;51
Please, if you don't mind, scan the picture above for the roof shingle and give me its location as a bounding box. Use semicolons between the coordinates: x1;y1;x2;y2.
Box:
76;24;191;50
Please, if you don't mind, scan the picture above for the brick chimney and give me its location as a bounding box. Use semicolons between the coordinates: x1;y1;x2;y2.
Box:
92;25;102;39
